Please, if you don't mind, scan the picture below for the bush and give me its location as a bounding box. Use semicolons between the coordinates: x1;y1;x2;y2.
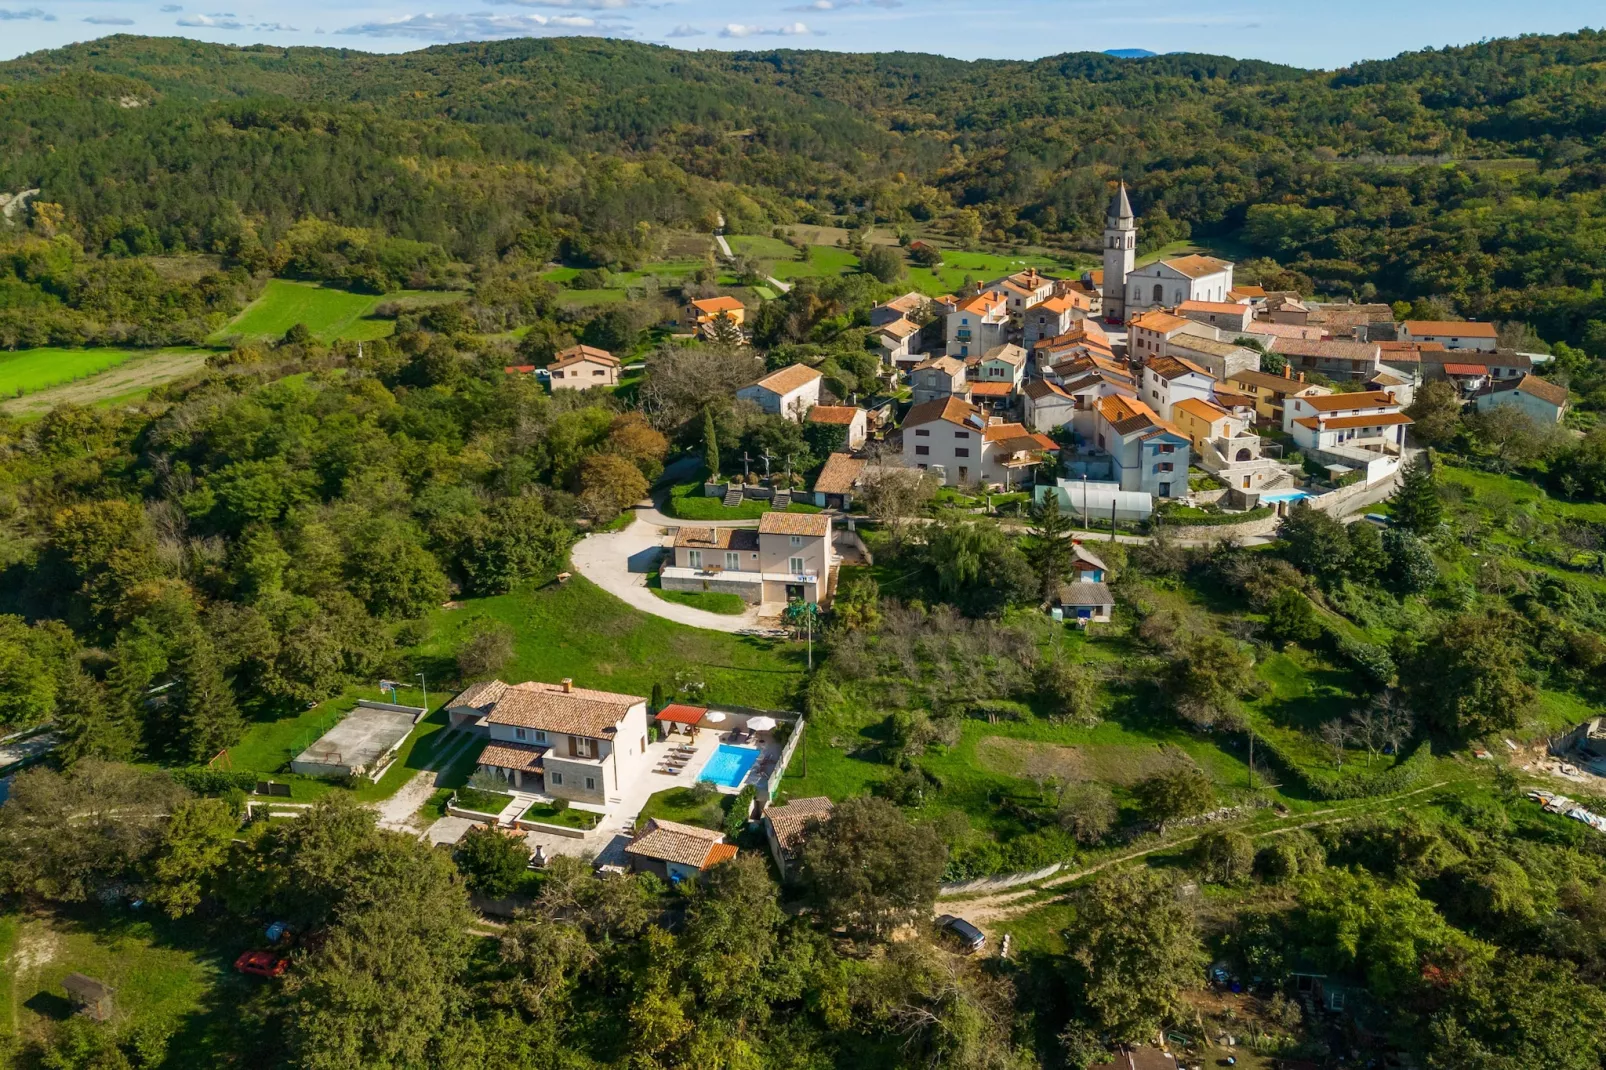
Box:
725;785;756;840
169;768;258;794
1319;621;1396;686
1152;505;1274;528
1193;829;1255;884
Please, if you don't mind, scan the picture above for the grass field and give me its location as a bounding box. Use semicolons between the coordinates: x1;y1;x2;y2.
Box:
665;473;824;520
650;583;748;615
0;347;140;396
210;280;464;344
0;348;213;417
639;786;729;831
907;250;1067;294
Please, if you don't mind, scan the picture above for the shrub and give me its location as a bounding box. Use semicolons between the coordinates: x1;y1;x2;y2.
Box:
1193;829;1255;884
725;785;756;840
169;768;258;794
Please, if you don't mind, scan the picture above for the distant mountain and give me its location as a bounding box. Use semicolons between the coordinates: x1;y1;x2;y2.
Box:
1103;48;1158;58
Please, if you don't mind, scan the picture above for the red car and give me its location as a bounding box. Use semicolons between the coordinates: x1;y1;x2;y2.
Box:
234;950;289;978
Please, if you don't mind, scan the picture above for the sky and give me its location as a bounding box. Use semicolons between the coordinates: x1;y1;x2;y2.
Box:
0;0;1599;69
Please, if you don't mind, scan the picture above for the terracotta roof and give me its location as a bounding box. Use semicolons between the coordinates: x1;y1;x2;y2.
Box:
548;345;619;370
654;703;706;725
806;405;863;426
1168;336;1248;359
1266;295;1309;313
1270;338;1381;362
1227;369;1327;393
1176;299;1251;316
980;343;1027;368
1212;389;1257;409
982;421;1053;446
969;381;1015;397
1157;254;1232;279
1000;281;1036;299
957;291;1007;316
904;395;983;430
1299;412;1413;431
1296;390;1398;412
1035;295;1079;314
1097;394;1174;437
1023;379;1072;402
1512;374;1569;407
1146;355;1212;381
479;741;546;773
1369;372;1408;387
1405;320;1497;338
814;452;868;496
1229;285;1266;299
674;527;760;551
882;292;926;314
1172;397;1233;424
758;512;831;537
453;679;509;711
913;355;966;377
486;681;645;738
1057;581;1114;606
504;365;537;374
1442;363;1488;376
766;796;834;855
1243;321;1325;340
876;317;920;340
691;295;745;314
1130;310;1191;334
703;843;739;867
750;363;822;396
625;818;730;869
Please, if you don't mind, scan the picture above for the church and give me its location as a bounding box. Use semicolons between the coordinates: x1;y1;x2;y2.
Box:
1101;183;1234;322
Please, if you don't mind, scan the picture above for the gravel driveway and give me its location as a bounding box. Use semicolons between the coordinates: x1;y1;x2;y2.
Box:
569;517;765;633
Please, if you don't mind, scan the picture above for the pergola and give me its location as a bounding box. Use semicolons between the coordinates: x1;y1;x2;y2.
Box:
654;704;707;735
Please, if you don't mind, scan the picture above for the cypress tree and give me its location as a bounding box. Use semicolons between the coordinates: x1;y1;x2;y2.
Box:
1388;453;1442;535
54;667;138;766
703;407;720;479
177;634;245;764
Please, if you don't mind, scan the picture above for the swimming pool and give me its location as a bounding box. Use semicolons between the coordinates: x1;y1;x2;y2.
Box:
1260;489;1313;504
699;744;761;789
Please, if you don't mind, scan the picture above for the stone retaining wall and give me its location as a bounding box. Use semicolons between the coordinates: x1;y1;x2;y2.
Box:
660;573;764;602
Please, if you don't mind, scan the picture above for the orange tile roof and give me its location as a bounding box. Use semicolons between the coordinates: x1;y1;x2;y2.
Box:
1297;390;1398;412
624;818;728;869
751;363;822;395
1443;363;1489;376
1146;355;1212;381
758;511;831;538
904;395;983;430
1172;397;1233;424
1512;374;1569;407
806;405;863;425
876;317;920;340
1177;299;1252;316
1299;412;1413;430
673;527;760;551
1024;379;1072;402
1229;285;1266;299
692;295;745;314
654;703;707;726
1404;320;1497;338
1159;254;1233;279
486;681;645;738
479;741;546;772
548;344;619;370
504;364;537;374
1097;394;1175;437
982;422;1059;450
957;291;1007;315
969;381;1014;397
1130;310;1191;333
814;452;867;496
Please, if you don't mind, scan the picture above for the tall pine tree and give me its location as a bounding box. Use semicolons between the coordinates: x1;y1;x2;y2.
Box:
1389;453;1443;535
702;407;720;479
54;668;138;766
177;633;244;764
1023;493;1075;602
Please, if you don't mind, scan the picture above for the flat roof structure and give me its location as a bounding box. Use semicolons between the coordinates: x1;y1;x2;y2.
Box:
290;703;421;781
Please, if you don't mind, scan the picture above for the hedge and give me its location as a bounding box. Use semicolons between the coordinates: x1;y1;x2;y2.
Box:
170;768;258;794
1151;505;1274;528
1317;619;1396;687
1256;738;1435;800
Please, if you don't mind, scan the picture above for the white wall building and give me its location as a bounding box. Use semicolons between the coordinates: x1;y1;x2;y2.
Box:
737;363;823;421
1125;254;1235;316
1140;356;1217;421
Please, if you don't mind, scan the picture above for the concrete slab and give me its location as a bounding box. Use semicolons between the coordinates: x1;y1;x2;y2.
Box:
292;707;416;779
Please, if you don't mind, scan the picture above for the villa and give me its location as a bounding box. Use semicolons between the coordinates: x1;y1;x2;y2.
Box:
661;511;836;607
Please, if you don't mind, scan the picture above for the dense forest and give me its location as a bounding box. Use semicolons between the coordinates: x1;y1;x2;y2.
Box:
4;32;1606;346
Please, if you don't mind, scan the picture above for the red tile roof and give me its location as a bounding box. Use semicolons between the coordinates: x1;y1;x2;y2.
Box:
1404;320;1497;338
806;405;863;425
654;703;707;725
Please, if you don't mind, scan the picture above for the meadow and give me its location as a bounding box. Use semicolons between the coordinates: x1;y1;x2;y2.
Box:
0;347;141;396
209;280;464;345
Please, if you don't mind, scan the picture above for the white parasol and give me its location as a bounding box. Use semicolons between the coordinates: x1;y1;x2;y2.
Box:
703;711;727;724
746;715;778;732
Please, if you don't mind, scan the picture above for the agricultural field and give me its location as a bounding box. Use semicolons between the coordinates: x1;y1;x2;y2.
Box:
0;349;213;419
0;347;140;397
209;280;464;345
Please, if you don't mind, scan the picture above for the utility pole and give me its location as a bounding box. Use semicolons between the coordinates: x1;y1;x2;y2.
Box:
416;672;428;714
1081;473;1088;529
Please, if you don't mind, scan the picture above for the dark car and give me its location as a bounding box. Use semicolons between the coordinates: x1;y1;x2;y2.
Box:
234;950;289;978
934;914;986;953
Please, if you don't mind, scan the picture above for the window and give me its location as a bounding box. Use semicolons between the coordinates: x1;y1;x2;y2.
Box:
1152;284;1164;303
534;731;546;744
515;728;527;741
955;448;970;458
789;556;805;574
1159;444;1175;454
551;772;563;785
688;549;703;569
914;428;929;437
954;430;970;439
1158;481;1171;497
1158;462;1174;473
584;776;596;791
790;535;803;547
915;445;929;456
593;369;605;377
724;551;739;570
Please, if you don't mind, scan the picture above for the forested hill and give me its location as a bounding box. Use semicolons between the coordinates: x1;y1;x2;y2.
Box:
4;30;1606;341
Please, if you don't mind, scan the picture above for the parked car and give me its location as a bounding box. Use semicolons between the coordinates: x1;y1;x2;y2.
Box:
933;914;986;953
234;950;289;978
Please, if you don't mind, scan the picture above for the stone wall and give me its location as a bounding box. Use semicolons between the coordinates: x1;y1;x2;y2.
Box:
660;573;764;602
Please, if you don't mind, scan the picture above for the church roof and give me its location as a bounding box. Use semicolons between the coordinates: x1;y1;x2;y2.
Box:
1107;182;1134;226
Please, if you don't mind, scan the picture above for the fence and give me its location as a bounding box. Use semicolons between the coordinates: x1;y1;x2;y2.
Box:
357;699;429;724
757;715;806;806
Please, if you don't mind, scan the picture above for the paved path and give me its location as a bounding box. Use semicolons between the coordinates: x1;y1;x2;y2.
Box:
373;729;479;834
570;515;765;633
714;233;732;259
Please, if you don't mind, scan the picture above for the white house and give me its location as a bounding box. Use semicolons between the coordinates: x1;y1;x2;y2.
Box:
624;818;737;882
975;343;1027;388
1128;309;1213;360
871;292;926;327
1022;295;1084;349
1051;364;1139;443
467;679;651;810
1475;374;1569;424
902;396;1057;487
990;269;1055;319
1125;254;1235;316
1285;390;1411;457
1093;395;1190;499
806;404;868;450
547;345;621;391
662;513;835;606
909;355;969;405
1140;355;1216;421
875;317;922;367
737;363;823;421
1400;320;1498;352
1023;378;1077;433
945;291;1010;358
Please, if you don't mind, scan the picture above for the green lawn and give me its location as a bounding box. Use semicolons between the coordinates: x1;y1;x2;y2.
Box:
665;476;823;520
726;235;798;259
454;787;515;814
209;280;463;344
639;786;728;831
650;583;748;615
906;250;1068;294
0;347;145;396
521;802;599;829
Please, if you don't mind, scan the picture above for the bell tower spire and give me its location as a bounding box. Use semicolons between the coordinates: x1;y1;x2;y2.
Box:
1102;182;1136;323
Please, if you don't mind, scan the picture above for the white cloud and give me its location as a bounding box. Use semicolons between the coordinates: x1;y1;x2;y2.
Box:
338;11;605;41
254;21;299;31
489;0;634;7
784;0;899;9
177;12;243;27
0;7;56;20
721;21;814;37
84;15;136;24
666;23;703;37
159;3;182;9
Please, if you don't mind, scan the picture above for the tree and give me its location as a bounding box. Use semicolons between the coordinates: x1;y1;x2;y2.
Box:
605;412;669;482
1263;588;1320;647
795;795;947;939
679;853;789;1022
1389;454;1443;535
577;452;648;523
459;495;570;596
1057;782;1116;845
48;499;160;630
859;245;906;284
1467;403;1563;469
148;797;238;918
1023;493;1075;602
952;209;983;246
1345;519;1388;583
858;463;936;548
456;617;515;680
1383;528;1438;593
53;668;137;766
1037;658;1100;726
1168;634;1254;729
1193;829;1254;884
1405;380;1463;447
1277;500;1350;582
830;574;881;632
1426;956;1606;1070
702;406;720;478
453;825;531;899
909;242;943;267
1134;767;1214;833
1404;613;1535;737
174;632;244;763
1062;867;1204;1043
708;311;744;348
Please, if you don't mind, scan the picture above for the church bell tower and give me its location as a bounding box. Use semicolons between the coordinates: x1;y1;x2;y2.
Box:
1102;182;1136;323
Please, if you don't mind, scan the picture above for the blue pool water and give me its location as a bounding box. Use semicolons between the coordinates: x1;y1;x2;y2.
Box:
1260;489;1313;504
699;744;761;789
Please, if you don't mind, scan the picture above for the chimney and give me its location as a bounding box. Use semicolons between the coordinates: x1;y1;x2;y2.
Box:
560;678;574;693
1297;372;1306;383
1282;364;1291;379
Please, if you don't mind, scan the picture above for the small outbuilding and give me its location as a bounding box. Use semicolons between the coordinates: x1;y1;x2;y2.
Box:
64;973;115;1021
763;796;833;880
1055;581;1114;625
623;818;736;883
